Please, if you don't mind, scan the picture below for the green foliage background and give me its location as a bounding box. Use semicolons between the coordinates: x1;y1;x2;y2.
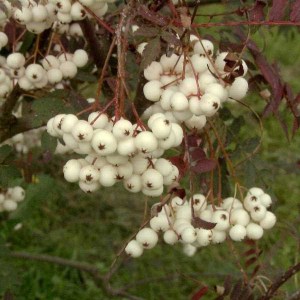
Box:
1;5;300;300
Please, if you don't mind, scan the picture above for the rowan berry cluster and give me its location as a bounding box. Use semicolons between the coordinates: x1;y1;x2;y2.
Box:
0;49;88;96
0;0;114;34
47;112;183;196
0;186;26;212
142;36;248;131
125;187;276;258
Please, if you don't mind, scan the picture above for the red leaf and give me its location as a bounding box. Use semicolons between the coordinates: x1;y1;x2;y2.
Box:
249;0;267;22
191;286;209;300
245;257;257;267
189;147;206;161
192;217;216;230
290;0;300;21
169;156;187;176
269;0;288;21
191;158;217;174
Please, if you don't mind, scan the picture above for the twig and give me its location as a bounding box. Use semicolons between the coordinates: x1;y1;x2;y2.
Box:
261;262;300;300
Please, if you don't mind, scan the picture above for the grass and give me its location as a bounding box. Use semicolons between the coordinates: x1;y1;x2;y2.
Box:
1;7;300;300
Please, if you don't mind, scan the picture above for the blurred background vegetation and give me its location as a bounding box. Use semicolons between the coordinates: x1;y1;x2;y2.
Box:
1;3;300;300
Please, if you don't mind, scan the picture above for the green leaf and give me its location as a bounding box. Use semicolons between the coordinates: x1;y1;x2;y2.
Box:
10;175;57;220
0;165;21;187
75;71;97;82
140;37;161;70
0;145;13;163
41;131;57;153
19;32;35;54
31;91;74;127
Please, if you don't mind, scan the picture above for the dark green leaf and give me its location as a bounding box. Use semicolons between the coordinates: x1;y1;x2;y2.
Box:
41;131;57;153
140;37;161;70
19;32;35;54
0;165;21;187
0;145;13;163
75;71;97;82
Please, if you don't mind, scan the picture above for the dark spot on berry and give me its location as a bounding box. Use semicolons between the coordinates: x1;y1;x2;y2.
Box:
146;182;153;188
143;242;149;248
56;2;62;8
98;143;105;150
78;133;85;140
141;148;147;154
164;120;170;126
116;174;124;180
194;199;200;205
32;74;37;79
127;183;133;190
254;206;260;212
86;175;93;182
124;129;130;136
251;196;257;201
221;214;227;220
213;102;219;109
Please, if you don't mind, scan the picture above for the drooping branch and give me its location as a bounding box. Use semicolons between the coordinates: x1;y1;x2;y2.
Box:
261;262;300;300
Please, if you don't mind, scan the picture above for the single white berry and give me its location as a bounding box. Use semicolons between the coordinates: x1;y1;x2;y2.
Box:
259;193;272;208
136;228;158;249
7;53;26;69
142;186;164;197
182;244;197;257
47;68;63;84
142;168;163;190
25;64;45;83
194;39;214;56
53;114;66;136
144;61;163;81
60;61;78;79
72;49;88;68
42;55;60;70
190;194;207;212
116;162;133;180
99;164;117;187
163;230;178;245
106;154;128;166
154;158;173;177
205;83;228;103
246;223;264;240
3;199;17;211
71;120;94;142
181;227;197;244
160;89;174;110
32;5;48;22
88;112;109;129
229;208;250;226
150;215;170;232
91;130;117;155
228;77;248;101
131;156;149;175
198;93;220;117
158;130;176;150
117;137;136;156
170;196;186;210
229;224;247;242
123;174;142;193
170;92;189;111
196;228;212;246
63;133;78;149
190;54;211;74
61;114;78;133
179;77;198;96
243;194;261;211
112;119;133;140
78;181;100;193
198;74;217;92
211;210;230;231
250;204;267;222
151;117;172;139
211;229;227;244
222;197;243;211
171;123;184;146
10;186;25;202
70;2;87;20
185;115;206;131
176;206;192;221
135;131;158;153
199;209;212;222
79;165;100;183
159;54;180;71
63;159;82;182
125;240;143;258
259;211;276;230
143;80;162;102
163;165;179;185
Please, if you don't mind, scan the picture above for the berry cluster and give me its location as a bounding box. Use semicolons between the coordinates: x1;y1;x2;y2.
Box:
142;36;248;131
0;186;26;212
4;128;45;154
47;112;183;196
0;0;113;35
125;187;276;258
0;49;88;95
